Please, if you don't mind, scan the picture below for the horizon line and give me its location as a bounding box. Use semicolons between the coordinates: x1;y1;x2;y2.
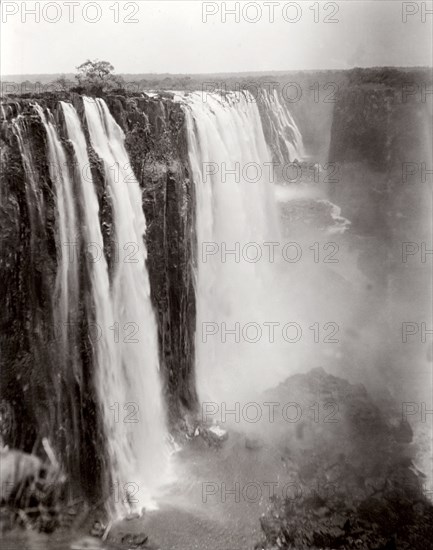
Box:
2;65;432;80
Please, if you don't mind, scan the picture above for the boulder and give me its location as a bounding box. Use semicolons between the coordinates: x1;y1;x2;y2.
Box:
121;532;149;548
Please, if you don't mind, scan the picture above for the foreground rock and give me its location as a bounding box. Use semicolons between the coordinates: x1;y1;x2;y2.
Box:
255;368;433;550
0;444;71;533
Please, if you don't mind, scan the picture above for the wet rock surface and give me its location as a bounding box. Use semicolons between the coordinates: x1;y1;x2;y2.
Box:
0;93;198;512
106;95;198;423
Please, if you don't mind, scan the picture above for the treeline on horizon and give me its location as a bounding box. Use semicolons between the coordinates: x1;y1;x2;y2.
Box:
1;66;431;97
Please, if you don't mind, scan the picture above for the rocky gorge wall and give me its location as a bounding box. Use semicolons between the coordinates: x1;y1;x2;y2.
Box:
0;93;198;504
328;72;432;243
325;70;433;406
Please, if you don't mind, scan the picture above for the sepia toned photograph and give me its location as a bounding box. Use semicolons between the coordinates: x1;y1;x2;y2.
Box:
0;1;432;549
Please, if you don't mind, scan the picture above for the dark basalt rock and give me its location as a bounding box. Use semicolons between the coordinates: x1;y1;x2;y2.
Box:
1;96;110;508
256;368;433;550
0;92;198;510
327;79;432;242
121;532;149;548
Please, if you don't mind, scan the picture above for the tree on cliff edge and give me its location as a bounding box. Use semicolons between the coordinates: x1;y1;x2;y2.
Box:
75;59;124;94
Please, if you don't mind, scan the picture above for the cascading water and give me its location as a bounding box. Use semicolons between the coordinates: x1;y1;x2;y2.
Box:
30;104;85;478
6;98;170;516
78;98;169;512
10;115;45;259
260;88;305;163
33;105;80;368
61;101;123;510
184;91;304;407
9;112;67;452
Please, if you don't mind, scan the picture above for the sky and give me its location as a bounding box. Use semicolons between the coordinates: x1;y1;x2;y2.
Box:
1;0;432;76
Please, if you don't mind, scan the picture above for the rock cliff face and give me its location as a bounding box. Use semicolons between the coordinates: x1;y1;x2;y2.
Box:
106;94;198;422
327;73;432;242
0;93;198;503
0;100;108;503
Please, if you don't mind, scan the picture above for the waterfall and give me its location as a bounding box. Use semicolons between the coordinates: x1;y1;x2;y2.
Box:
60;101;123;509
260;88;305;163
4;90;305;511
6;98;169;514
33;105;80;364
9;113;66;450
30;104;85;477
184;91;295;406
10;116;45;259
75;98;168;512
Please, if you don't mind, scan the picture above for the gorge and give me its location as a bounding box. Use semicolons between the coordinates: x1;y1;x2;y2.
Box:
1;68;432;549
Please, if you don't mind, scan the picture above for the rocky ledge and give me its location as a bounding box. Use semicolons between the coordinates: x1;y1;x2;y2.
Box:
255;368;433;550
